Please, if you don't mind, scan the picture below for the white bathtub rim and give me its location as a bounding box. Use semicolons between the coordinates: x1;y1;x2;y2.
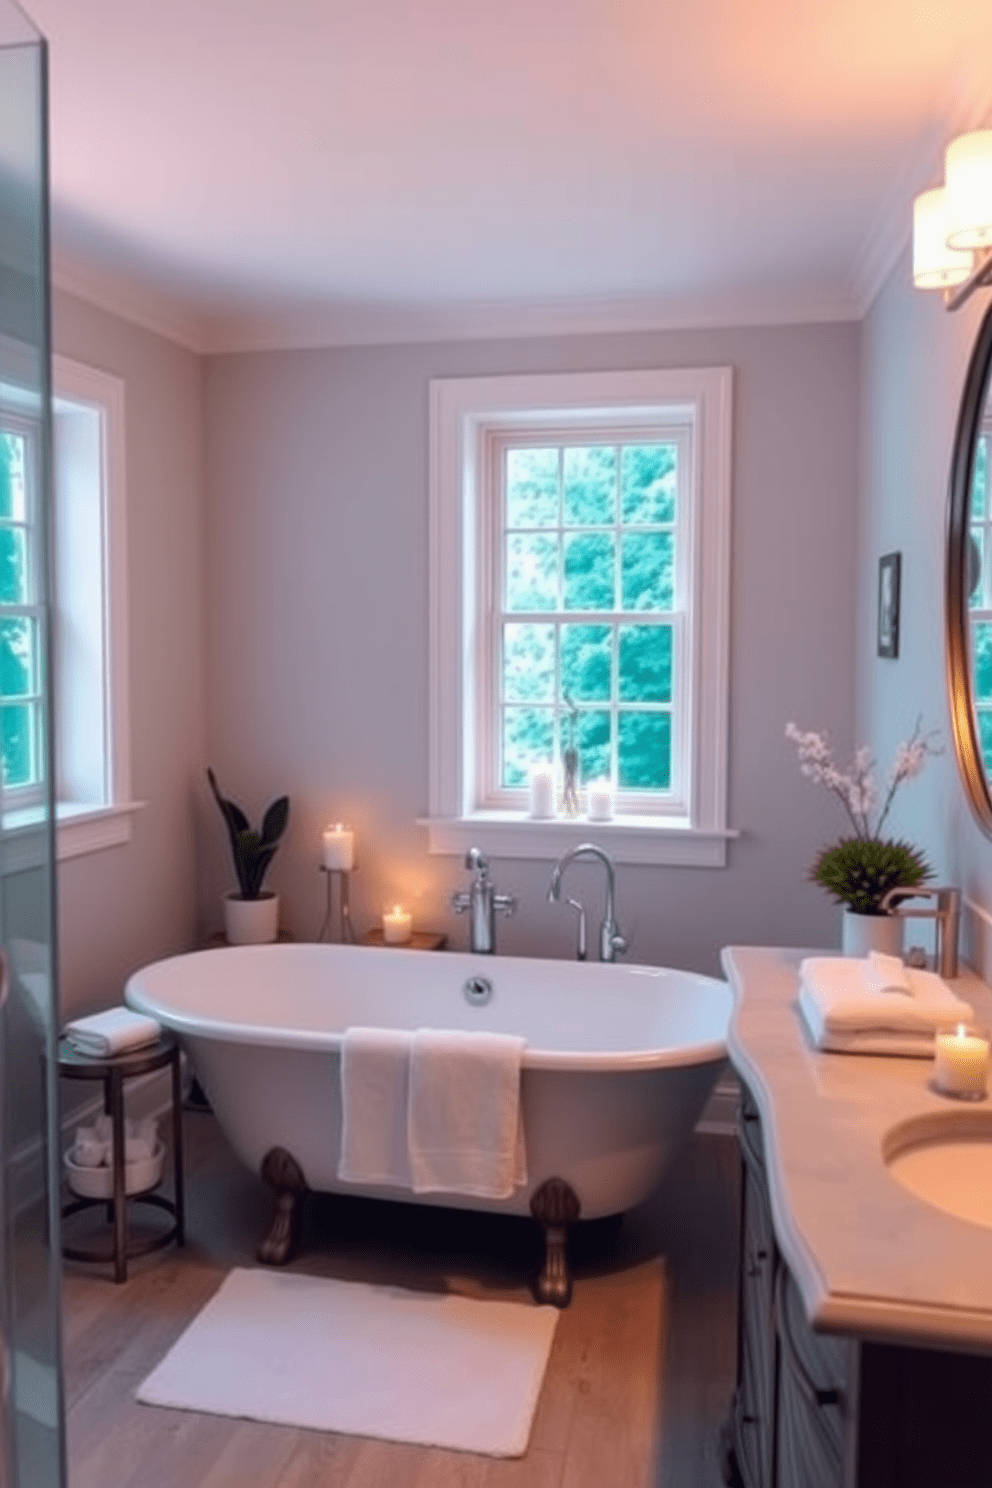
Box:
125;945;730;1074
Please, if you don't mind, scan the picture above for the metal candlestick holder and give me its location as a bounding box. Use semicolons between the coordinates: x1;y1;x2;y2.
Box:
318;865;357;944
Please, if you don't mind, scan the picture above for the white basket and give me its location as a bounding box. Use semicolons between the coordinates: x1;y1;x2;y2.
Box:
64;1141;164;1199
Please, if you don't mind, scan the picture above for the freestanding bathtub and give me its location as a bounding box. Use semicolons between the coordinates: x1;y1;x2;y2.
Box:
125;943;731;1303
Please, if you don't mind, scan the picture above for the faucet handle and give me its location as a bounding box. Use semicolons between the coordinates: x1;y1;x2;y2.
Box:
493;893;516;916
451;890;471;914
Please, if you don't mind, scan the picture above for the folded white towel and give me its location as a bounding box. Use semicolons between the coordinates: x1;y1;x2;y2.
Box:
798;956;973;1056
337;1027;413;1188
408;1029;527;1200
865;951;911;996
64;1007;161;1058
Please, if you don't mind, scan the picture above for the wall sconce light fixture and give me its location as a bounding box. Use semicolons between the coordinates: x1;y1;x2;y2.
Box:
914;129;992;310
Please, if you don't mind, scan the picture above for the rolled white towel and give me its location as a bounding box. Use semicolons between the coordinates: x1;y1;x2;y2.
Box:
64;1007;161;1058
72;1126;105;1167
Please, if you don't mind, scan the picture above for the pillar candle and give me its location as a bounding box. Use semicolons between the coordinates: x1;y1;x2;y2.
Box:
322;823;354;871
587;778;614;822
382;904;412;944
529;764;555;819
935;1024;990;1098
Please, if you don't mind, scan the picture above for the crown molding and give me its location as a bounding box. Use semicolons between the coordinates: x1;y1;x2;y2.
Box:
199;284;860;355
51;244;210;354
52;242;862;356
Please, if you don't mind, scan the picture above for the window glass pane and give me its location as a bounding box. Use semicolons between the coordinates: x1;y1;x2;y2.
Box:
621;443;677;524
503;623;555;703
506;448;558;527
0;433;26;522
973;436;988;520
974;622;992;701
970;531;986;608
502;707;554;788
981;708;992;778
0;525;27;605
560;623;611;702
577;709;611;783
619;624;672;703
563;446;616;526
506;533;558;612
621;531;674;611
618;711;671;789
1;703;35;787
0;616;36;697
564;533;614;610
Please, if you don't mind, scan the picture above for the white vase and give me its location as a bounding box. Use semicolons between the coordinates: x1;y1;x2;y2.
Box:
223;891;279;946
841;909;903;959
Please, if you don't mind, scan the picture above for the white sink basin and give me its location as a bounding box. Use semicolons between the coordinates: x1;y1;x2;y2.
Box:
884;1110;992;1230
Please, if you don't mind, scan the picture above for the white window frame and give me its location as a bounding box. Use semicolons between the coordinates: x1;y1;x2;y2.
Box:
0;340;141;868
425;366;735;867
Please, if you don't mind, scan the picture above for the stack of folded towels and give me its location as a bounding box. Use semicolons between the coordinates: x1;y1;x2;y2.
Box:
798;951;974;1056
72;1114;158;1168
337;1026;527;1200
63;1006;161;1058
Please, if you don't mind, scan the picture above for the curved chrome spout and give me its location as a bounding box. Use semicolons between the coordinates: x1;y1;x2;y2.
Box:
548;843;627;962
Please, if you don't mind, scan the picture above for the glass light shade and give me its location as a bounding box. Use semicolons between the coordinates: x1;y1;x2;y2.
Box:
946;130;992;250
913;187;973;288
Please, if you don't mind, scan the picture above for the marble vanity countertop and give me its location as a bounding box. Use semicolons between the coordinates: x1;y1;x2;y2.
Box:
723;944;992;1352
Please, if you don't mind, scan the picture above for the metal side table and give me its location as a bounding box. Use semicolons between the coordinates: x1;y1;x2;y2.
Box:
57;1031;185;1282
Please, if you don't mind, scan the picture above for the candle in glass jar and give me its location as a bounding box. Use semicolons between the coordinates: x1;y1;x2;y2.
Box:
934;1024;990;1098
587;778;614;822
529;763;555;819
382;904;412;944
322;823;354;871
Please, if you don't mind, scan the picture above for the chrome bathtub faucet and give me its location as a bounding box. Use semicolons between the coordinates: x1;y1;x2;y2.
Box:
548;843;627;963
451;848;516;954
880;885;961;979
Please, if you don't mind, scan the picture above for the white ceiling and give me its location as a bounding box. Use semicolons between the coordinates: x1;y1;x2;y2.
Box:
19;0;992;352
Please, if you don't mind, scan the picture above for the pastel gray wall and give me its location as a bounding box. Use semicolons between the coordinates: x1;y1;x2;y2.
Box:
858;248;992;972
203;323;860;977
52;289;206;1017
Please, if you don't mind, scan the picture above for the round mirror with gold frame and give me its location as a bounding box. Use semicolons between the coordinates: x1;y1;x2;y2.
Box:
948;298;992;833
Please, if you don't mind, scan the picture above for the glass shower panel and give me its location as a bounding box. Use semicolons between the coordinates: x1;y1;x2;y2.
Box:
0;4;66;1486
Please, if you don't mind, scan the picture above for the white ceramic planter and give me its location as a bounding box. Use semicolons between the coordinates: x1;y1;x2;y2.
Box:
841;909;903;958
224;891;279;946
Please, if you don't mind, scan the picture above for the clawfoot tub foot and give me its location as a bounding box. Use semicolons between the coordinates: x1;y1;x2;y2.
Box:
258;1147;308;1265
530;1177;581;1308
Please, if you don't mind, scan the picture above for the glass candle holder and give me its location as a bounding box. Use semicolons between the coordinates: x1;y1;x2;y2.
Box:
934;1024;991;1100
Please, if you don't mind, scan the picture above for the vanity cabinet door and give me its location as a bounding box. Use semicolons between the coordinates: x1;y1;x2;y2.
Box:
731;1092;778;1488
775;1265;850;1488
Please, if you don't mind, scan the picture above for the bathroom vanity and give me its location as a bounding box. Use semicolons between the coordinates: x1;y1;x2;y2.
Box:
722;945;992;1488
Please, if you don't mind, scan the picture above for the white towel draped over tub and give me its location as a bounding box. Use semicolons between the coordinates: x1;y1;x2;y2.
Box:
338;1027;413;1188
408;1030;528;1200
798;956;974;1056
337;1026;528;1199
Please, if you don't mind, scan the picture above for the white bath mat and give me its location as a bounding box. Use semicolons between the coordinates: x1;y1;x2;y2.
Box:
136;1267;559;1458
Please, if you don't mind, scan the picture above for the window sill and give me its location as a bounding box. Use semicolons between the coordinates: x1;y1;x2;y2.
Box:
419;813;737;867
1;801;146;872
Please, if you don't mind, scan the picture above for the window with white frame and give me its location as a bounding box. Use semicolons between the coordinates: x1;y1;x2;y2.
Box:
0;342;136;864
428;366;734;867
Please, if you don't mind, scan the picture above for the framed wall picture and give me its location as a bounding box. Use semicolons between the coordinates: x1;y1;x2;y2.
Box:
877;551;901;659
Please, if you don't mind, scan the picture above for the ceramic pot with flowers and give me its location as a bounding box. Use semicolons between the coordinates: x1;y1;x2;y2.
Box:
786;719;939;956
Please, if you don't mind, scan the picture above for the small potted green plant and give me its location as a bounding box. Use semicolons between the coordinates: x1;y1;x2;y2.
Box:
208;768;290;945
785;720;938;956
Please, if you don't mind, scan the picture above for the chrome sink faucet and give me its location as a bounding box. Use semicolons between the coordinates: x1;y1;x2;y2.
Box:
451;848;516;954
548;843;627;962
880;885;961;979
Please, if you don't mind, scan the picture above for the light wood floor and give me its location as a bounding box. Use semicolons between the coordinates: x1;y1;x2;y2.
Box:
61;1111;739;1488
